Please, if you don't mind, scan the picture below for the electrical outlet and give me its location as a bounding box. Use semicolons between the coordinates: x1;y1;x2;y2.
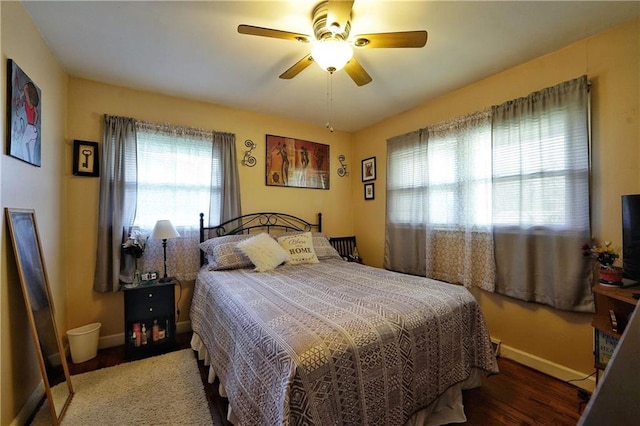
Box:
490;338;502;357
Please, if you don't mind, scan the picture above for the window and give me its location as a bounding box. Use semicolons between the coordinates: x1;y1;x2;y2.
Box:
492;102;590;230
387;113;492;229
386;76;592;311
133;128;221;229
94;115;239;292
387;131;428;224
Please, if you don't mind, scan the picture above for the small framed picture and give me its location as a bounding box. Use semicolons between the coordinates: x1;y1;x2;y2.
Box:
362;156;376;182
72;140;99;177
364;183;375;200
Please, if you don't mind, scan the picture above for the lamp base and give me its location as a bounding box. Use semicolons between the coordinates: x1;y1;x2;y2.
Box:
159;276;175;283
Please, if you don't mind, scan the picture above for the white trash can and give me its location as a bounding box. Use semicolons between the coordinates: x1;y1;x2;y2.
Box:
67;322;101;363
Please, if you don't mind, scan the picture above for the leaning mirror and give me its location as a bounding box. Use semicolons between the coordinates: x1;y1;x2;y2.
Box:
5;208;73;425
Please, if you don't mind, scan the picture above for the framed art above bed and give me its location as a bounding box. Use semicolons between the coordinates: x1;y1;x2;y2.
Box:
265;134;330;190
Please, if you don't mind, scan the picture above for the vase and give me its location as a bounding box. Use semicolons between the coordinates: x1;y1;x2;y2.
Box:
599;266;623;284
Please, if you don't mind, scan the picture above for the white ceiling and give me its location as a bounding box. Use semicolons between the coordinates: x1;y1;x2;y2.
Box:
22;1;640;132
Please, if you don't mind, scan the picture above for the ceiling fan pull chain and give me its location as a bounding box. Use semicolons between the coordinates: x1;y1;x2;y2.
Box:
326;72;334;132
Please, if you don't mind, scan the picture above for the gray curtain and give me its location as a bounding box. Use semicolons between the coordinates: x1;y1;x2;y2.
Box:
492;75;593;312
94;115;137;292
216;131;241;224
384;130;428;275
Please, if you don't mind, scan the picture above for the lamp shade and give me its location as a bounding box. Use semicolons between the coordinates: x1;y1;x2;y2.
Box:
311;37;353;72
151;220;180;240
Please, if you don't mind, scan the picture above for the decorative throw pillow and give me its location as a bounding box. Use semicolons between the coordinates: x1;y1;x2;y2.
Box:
311;233;342;260
236;233;290;272
272;231;341;260
277;232;320;265
198;234;253;270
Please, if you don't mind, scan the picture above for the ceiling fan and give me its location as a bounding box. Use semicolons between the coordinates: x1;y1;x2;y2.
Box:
238;0;428;86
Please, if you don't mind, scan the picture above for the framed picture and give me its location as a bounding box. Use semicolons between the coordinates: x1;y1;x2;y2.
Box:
362;156;376;182
364;183;375;200
594;328;619;369
72;140;100;177
7;59;42;167
265;134;330;189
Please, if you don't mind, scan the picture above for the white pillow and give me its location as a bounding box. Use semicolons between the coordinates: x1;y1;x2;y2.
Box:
278;232;320;265
236;233;290;272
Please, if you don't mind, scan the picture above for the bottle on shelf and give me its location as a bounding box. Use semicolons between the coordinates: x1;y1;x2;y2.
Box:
133;323;141;347
141;323;148;345
152;320;160;342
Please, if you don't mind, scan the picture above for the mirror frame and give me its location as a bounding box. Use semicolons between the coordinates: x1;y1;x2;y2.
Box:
5;208;73;424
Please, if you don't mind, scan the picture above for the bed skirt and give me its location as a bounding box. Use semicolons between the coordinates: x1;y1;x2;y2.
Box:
191;333;483;426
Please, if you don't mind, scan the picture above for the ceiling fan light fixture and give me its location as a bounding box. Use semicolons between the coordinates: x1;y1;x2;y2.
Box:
311;37;353;72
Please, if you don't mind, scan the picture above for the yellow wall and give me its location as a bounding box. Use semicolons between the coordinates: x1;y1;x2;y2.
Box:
65;78;354;338
1;2;68;424
352;18;640;377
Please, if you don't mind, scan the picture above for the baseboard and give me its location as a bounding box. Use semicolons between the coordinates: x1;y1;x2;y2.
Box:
498;342;596;392
98;320;192;349
11;381;44;426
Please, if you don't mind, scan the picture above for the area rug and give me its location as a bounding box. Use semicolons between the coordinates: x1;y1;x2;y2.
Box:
31;349;212;425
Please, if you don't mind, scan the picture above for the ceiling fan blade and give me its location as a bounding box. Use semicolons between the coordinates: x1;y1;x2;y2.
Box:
327;0;354;33
279;54;315;79
353;31;428;48
344;57;372;86
238;24;311;43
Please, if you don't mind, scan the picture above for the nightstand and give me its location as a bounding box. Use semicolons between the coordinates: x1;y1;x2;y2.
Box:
124;280;177;359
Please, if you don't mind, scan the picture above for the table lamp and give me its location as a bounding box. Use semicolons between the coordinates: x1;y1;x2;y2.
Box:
151;219;180;282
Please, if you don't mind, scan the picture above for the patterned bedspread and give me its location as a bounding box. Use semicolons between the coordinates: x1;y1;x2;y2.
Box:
190;259;498;425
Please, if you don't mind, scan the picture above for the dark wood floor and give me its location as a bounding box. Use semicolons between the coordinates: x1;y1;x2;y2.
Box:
66;333;587;425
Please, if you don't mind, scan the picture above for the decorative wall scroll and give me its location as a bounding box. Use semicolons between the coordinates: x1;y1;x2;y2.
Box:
265;134;329;189
241;139;257;167
337;154;348;177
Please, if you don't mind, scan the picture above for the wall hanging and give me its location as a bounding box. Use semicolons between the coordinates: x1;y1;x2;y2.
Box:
337;154;348;177
7;59;42;167
362;156;376;182
72;140;100;177
241;139;257;167
265;134;330;189
364;183;375;200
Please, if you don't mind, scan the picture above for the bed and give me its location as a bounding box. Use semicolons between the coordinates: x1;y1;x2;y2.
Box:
190;212;499;425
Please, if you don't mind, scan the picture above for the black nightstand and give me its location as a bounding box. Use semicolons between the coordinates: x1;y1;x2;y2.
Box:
123;280;177;359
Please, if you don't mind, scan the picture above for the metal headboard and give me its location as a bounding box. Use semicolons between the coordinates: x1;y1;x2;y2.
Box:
199;212;322;266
